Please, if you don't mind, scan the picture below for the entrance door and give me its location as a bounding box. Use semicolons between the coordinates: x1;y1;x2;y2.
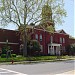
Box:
48;46;55;55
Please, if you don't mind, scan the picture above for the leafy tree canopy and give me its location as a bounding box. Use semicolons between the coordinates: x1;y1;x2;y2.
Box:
0;0;66;27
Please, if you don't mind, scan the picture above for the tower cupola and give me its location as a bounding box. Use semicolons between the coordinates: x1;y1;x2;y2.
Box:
41;4;52;22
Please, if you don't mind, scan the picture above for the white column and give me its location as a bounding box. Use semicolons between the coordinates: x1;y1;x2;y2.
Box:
51;45;52;55
53;46;54;55
56;46;58;55
58;46;61;55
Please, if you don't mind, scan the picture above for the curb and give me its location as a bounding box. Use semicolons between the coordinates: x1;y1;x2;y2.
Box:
0;58;74;65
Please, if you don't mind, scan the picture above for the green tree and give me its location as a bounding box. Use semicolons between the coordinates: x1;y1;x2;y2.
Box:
27;40;41;56
70;44;75;55
0;0;66;56
2;45;11;58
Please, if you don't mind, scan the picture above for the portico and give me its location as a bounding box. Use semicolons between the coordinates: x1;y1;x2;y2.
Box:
48;43;61;55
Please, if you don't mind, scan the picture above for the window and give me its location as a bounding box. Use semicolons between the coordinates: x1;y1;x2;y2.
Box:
51;36;53;43
40;34;42;41
60;38;65;43
60;37;62;43
40;45;43;52
35;34;38;40
63;38;65;43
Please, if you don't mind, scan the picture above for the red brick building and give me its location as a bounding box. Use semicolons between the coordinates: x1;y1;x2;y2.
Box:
0;29;20;54
29;27;70;55
0;4;74;55
0;27;74;55
69;37;75;45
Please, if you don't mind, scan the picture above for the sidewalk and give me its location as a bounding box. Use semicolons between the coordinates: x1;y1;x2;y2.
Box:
56;70;75;75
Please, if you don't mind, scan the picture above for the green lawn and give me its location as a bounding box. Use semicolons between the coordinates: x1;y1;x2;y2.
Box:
0;55;71;62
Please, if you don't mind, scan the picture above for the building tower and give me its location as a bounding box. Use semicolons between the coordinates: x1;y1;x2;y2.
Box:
41;4;55;30
41;4;52;22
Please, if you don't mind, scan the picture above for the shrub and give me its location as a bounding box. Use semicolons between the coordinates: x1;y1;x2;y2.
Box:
70;44;75;55
11;54;16;57
1;54;6;58
27;40;41;56
2;45;10;54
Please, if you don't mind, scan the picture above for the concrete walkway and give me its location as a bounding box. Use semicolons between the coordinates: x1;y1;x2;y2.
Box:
56;70;75;75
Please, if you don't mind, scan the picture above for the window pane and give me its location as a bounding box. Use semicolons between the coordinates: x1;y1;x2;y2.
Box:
51;36;53;43
35;34;38;40
63;38;65;43
60;37;62;43
40;34;42;41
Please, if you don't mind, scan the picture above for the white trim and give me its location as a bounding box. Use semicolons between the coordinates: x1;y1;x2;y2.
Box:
0;42;19;45
40;34;42;41
34;28;68;35
35;34;38;40
51;36;53;43
48;43;61;55
54;32;68;35
63;38;65;43
48;43;61;47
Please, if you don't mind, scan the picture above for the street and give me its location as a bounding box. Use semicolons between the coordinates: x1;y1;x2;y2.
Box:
0;60;75;75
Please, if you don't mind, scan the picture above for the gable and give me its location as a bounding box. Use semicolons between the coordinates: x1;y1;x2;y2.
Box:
56;29;67;34
60;30;66;34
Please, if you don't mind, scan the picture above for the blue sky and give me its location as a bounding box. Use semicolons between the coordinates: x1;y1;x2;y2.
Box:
4;0;74;37
56;0;74;37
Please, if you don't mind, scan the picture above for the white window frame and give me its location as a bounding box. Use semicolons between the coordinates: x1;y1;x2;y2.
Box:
35;34;38;40
63;38;65;43
40;34;42;41
60;37;62;43
51;36;53;43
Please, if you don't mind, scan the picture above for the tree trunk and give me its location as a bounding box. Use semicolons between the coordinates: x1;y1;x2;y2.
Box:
23;30;27;57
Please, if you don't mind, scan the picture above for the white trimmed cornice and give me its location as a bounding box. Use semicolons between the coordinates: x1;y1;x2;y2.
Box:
0;42;19;45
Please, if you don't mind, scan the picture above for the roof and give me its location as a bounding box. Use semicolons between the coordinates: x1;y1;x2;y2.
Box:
69;35;75;39
0;28;18;32
56;29;67;34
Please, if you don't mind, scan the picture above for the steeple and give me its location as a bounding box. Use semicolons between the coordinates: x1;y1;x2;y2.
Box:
41;4;52;23
40;4;55;32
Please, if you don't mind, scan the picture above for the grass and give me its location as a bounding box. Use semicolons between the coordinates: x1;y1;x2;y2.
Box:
0;55;72;63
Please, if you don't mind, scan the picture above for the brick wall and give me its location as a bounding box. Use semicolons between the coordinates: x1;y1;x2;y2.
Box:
0;29;20;54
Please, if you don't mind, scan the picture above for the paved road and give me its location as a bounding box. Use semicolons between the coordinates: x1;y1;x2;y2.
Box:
0;60;75;75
